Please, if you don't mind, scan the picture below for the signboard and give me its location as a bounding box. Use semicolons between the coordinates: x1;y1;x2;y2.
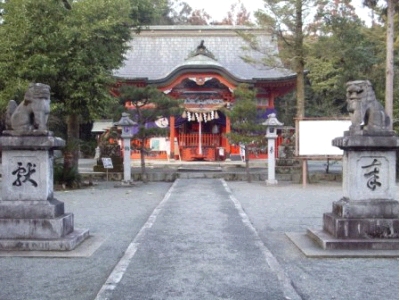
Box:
101;157;114;169
298;119;351;156
150;137;168;151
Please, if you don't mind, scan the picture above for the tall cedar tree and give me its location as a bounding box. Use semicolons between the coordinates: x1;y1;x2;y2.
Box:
362;0;399;129
129;0;173;27
306;1;379;116
224;84;266;182
305;0;398;131
254;0;320;119
118;86;182;182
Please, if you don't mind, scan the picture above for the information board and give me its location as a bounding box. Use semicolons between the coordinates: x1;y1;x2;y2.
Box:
101;157;114;169
150;137;168;151
298;119;351;156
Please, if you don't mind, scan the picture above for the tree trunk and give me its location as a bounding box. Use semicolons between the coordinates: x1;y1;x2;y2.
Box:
65;114;80;170
140;137;148;182
295;0;305;119
245;145;251;183
61;114;80;187
385;0;394;129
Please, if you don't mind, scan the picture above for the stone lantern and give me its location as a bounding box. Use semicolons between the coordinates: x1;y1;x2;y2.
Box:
262;113;283;185
114;113;137;184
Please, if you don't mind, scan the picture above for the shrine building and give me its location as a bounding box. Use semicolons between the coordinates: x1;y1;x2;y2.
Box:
112;25;296;161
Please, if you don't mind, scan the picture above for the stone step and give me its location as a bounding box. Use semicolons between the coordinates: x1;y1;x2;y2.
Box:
81;171;294;182
177;166;222;172
307;229;399;251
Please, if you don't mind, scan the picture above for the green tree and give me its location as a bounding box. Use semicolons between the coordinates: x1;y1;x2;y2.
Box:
362;0;399;129
384;0;395;129
254;0;320;119
129;0;173;26
118;86;182;182
0;0;132;173
168;1;211;25
224;84;265;182
305;0;398;131
306;2;381;116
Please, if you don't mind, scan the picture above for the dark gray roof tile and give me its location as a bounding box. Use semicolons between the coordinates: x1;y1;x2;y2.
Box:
113;26;295;81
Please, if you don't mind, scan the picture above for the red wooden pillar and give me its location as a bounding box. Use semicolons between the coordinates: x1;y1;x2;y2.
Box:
225;116;231;156
269;93;276;109
169;116;175;159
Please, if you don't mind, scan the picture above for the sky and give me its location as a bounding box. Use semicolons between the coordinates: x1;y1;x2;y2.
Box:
181;0;376;24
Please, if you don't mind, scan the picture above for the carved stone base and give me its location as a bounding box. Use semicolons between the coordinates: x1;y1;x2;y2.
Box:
0;213;75;239
307;198;399;250
266;179;278;185
0;229;89;251
307;229;399;250
332;198;398;219
0;129;89;251
323;212;399;239
0;201;90;251
0;199;65;219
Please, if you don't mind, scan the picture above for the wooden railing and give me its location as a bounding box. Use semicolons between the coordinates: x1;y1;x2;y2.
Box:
178;134;221;147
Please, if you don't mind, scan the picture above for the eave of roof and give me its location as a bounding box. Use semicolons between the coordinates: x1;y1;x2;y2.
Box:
113;25;296;84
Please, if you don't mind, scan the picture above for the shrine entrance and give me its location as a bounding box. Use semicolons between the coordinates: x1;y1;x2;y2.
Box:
176;107;227;161
166;77;233;162
113;27;298;162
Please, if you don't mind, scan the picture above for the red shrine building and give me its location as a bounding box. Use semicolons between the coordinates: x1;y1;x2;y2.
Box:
112;25;296;161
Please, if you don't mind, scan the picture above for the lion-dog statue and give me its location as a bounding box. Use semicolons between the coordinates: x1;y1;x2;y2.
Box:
346;80;390;133
5;83;51;136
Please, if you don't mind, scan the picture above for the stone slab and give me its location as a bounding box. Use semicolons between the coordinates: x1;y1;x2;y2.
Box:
332;134;399;150
178;166;222;172
332;198;399;218
286;232;399;258
307;228;399;250
0;233;102;257
323;212;399;239
0;198;64;218
1;150;54;201
0;228;89;251
0;213;74;239
342;151;397;201
0;136;65;150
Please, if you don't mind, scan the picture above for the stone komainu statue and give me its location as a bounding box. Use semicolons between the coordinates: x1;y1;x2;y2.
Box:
5;83;51;135
346;80;390;133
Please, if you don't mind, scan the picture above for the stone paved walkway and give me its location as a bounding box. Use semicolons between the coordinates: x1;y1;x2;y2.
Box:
96;179;296;300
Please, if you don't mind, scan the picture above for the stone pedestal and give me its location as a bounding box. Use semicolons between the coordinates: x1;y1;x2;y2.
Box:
308;132;399;250
0;136;89;251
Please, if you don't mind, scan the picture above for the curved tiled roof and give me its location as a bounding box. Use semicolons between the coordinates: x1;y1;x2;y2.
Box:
113;26;295;83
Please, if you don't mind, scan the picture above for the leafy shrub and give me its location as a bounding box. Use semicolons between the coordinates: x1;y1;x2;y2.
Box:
54;159;81;188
